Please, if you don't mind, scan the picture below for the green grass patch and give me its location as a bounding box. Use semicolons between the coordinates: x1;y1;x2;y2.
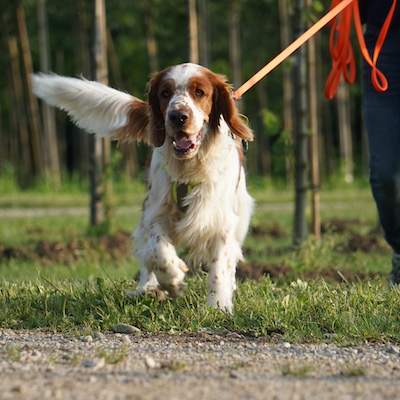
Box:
0;177;397;343
1;276;400;344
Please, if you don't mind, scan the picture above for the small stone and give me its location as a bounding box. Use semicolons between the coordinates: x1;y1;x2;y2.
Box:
83;357;106;370
29;350;42;361
93;331;105;341
144;357;159;369
226;332;243;339
121;335;131;345
387;345;400;355
113;324;141;334
282;342;291;349
229;371;241;379
80;335;93;343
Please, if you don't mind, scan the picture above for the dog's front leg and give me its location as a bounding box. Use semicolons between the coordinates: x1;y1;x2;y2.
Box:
138;225;188;298
207;235;241;313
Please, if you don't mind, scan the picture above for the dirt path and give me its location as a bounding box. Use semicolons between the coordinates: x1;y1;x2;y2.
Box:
1;329;400;400
0;200;356;219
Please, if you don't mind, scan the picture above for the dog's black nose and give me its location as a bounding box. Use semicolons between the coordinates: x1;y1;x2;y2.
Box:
169;110;189;127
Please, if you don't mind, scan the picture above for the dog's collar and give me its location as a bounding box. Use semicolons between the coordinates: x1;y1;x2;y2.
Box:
171;181;199;212
158;149;200;213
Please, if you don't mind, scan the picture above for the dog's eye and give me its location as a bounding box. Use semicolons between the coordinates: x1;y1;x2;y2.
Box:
194;89;205;98
161;90;171;99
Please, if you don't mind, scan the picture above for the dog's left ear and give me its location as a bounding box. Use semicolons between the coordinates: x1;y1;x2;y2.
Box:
146;71;167;147
209;73;254;142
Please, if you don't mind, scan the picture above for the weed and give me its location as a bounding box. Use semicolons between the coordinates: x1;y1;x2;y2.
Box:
3;346;22;362
161;360;188;371
341;364;367;377
96;346;128;364
281;362;314;378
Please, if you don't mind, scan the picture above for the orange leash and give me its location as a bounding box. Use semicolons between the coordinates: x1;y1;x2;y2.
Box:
233;0;355;100
233;0;397;101
324;0;397;99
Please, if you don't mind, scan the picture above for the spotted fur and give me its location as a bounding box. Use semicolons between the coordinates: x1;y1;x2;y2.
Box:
32;63;254;312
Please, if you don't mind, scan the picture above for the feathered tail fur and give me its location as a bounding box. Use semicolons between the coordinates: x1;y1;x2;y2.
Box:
31;74;150;143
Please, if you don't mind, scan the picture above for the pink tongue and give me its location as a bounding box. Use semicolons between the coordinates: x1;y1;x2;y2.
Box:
176;134;197;150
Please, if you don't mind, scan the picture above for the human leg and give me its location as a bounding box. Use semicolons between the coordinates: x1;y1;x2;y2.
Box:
363;27;400;279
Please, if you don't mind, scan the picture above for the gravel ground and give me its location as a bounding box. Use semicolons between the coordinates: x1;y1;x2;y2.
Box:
1;329;400;400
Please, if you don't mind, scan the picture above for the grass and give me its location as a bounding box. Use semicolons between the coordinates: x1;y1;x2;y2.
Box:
1;174;398;344
341;364;367;377
281;362;314;378
96;346;129;364
1;275;399;344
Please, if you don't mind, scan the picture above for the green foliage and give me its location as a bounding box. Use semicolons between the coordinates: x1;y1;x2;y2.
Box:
260;108;281;137
0;163;20;193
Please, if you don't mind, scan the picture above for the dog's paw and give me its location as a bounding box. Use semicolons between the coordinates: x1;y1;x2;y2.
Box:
154;258;188;298
160;281;188;298
126;288;167;301
207;292;234;314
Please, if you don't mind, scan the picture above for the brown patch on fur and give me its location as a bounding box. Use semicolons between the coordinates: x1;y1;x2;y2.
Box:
115;99;150;144
147;69;173;147
154;79;176;117
206;70;254;142
186;75;214;117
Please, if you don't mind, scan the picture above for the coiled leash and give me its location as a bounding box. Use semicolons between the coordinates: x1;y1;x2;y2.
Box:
232;0;396;101
324;0;397;99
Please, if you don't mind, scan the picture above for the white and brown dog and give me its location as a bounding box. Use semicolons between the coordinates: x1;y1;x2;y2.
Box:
32;63;254;312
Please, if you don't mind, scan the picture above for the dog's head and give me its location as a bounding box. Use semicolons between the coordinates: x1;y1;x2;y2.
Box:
147;63;253;159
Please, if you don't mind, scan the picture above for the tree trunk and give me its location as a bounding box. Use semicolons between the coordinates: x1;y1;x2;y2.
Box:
107;28;140;178
198;0;209;67
256;78;271;176
293;0;309;244
16;3;43;178
278;0;295;186
8;35;31;182
142;2;159;72
306;0;321;243
38;0;61;188
188;0;199;63
336;80;354;183
74;0;91;177
90;0;112;229
229;0;242;95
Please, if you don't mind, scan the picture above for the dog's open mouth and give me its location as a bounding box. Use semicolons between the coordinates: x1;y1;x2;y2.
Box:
171;129;203;157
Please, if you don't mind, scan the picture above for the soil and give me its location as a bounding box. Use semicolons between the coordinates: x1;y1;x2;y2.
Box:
0;219;388;284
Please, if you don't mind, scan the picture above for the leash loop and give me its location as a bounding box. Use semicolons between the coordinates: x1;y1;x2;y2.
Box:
233;0;396;101
325;0;397;99
352;0;397;93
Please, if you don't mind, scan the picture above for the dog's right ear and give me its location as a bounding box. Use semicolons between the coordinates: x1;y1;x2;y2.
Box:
146;71;167;148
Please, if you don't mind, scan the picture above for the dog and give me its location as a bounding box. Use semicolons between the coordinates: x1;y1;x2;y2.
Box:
32;63;254;312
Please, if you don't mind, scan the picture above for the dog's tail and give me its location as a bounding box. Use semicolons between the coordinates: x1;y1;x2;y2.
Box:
32;74;150;144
